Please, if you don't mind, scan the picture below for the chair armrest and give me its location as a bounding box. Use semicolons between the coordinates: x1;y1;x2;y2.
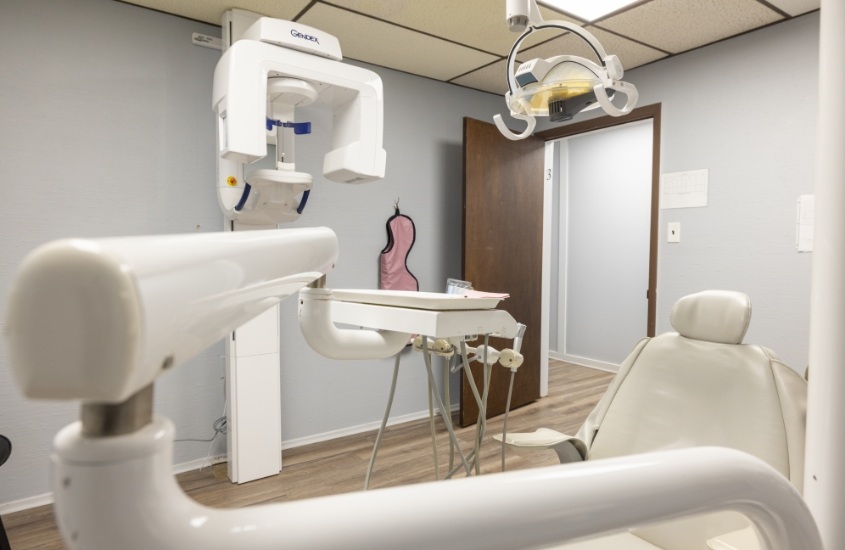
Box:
494;428;587;463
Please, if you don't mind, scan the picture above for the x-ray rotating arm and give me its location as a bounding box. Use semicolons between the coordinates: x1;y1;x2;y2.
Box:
213;39;386;184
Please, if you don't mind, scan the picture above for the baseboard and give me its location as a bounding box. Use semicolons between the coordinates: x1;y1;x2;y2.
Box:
282;404;458;450
549;351;620;373
172;453;228;475
0;492;54;515
0;454;228;515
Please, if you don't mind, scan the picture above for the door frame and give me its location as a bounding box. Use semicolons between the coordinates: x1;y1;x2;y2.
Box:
537;104;662;374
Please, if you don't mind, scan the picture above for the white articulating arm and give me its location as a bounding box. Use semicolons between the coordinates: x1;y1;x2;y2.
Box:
4;228;338;403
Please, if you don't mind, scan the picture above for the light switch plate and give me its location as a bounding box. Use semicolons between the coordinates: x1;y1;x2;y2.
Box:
668;222;681;243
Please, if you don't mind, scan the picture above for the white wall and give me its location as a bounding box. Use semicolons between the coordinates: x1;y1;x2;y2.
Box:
549;12;818;371
0;0;505;509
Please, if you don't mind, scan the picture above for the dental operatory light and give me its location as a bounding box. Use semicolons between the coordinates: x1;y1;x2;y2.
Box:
495;0;638;140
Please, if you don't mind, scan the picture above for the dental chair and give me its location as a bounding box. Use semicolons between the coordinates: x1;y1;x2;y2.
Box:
498;290;807;550
0;435;11;550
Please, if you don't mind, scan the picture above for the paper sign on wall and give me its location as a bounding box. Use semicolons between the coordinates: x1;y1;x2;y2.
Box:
660;169;708;209
796;194;815;253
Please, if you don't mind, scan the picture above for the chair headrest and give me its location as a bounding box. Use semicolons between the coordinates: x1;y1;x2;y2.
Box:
670;290;751;344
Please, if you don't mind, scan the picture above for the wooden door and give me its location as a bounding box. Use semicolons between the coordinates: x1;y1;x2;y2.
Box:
461;117;545;427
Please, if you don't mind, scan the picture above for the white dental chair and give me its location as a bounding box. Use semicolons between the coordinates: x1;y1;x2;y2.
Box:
498;290;807;550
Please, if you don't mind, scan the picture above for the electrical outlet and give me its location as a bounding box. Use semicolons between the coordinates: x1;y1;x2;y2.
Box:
668;222;681;243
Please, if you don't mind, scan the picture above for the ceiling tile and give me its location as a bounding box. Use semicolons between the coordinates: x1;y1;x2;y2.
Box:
122;0;311;26
298;3;499;81
451;59;513;95
764;0;820;16
520;26;668;72
326;0;583;56
597;0;784;54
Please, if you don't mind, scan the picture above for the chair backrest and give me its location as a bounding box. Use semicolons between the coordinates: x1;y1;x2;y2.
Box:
576;290;807;491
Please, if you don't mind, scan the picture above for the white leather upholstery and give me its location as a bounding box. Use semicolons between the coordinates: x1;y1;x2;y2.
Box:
586;334;794;479
669;290;751;344
503;290;805;550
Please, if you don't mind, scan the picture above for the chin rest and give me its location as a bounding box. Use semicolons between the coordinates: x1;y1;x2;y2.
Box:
497;290;807;550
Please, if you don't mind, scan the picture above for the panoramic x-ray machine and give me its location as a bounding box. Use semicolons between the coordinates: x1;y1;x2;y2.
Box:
2;0;838;547
213;10;391;482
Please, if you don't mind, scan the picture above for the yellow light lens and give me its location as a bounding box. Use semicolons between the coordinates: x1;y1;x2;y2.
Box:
526;81;596;111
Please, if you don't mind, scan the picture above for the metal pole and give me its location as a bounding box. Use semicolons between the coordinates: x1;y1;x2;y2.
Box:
805;2;845;548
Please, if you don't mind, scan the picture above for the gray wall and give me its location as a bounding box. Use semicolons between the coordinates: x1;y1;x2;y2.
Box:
561;121;653;366
0;0;225;510
549;12;818;372
636;12;818;371
0;0;504;509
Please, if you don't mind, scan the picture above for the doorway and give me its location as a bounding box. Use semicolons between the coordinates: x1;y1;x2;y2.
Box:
460;104;661;424
553;120;654;369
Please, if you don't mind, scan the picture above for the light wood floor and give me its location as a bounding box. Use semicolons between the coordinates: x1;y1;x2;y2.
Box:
3;361;613;549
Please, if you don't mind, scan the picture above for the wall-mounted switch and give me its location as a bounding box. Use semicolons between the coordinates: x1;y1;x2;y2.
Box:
668;222;681;243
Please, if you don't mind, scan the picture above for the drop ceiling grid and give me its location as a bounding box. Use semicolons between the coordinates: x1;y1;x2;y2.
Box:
297;3;499;82
321;0;584;57
762;0;820;16
597;0;785;54
451;59;513;95
121;0;312;25
119;0;820;95
520;27;668;71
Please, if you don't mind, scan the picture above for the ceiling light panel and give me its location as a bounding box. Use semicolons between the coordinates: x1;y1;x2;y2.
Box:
539;0;641;22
